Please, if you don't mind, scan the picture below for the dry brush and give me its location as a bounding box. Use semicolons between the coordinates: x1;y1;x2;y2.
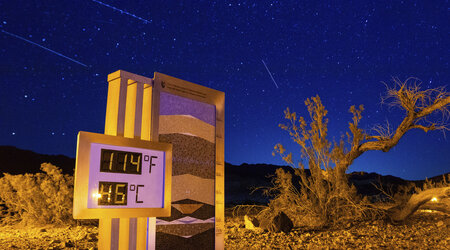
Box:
268;78;450;228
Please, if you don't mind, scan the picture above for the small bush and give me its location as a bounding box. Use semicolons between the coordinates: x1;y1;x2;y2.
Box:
259;167;380;229
0;163;74;226
375;174;450;206
270;96;381;228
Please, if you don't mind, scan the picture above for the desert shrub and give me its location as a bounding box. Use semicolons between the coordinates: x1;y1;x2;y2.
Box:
231;204;265;218
265;79;450;227
381;174;450;223
259;167;380;228
269;96;380;228
0;163;74;226
376;174;450;206
416;174;450;193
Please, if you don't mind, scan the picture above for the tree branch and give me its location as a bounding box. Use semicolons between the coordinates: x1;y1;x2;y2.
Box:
387;187;450;223
340;79;450;168
410;124;436;132
417;96;450;118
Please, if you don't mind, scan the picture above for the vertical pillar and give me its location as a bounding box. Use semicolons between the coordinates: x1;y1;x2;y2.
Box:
101;71;128;250
102;70;155;250
215;93;225;249
118;218;130;249
141;84;152;141
98;218;112;250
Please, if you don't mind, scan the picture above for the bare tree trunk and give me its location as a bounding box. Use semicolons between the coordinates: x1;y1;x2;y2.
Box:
386;187;450;223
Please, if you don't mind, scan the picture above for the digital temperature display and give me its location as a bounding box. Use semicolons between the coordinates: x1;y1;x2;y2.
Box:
73;131;172;219
98;181;128;205
88;143;164;209
100;149;142;175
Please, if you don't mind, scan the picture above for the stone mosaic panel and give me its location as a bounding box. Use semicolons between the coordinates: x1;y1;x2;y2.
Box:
156;92;216;249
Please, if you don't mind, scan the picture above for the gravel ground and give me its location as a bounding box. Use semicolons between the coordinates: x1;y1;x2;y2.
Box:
225;210;449;249
0;210;448;249
0;225;98;249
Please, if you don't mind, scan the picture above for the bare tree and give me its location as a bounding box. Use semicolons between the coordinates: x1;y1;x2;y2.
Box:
274;78;450;225
339;78;450;174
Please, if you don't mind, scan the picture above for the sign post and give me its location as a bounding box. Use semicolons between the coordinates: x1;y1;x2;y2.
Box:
152;73;225;249
74;70;224;249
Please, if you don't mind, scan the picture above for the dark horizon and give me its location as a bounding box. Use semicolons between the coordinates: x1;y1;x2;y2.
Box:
1;1;449;180
0;144;448;182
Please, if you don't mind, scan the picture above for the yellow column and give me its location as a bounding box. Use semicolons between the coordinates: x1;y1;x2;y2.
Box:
101;71;128;250
98;218;112;250
140;83;152;141
137;82;153;250
118;218;130;250
124;79;138;139
102;70;157;249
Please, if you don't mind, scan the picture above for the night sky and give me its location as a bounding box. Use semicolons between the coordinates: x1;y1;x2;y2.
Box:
1;1;449;180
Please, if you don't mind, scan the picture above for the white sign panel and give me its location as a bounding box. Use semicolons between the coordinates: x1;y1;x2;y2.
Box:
73;131;172;219
87;143;166;209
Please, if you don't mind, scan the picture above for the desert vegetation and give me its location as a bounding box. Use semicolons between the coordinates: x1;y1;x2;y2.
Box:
252;78;450;232
0;163;98;249
0;163;74;226
0;78;449;249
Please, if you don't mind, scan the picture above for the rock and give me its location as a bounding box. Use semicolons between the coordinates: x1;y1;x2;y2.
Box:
244;215;260;230
436;221;444;227
88;233;97;240
87;232;98;242
66;240;75;247
232;222;240;228
39;228;47;232
272;212;293;233
76;231;87;240
59;241;73;248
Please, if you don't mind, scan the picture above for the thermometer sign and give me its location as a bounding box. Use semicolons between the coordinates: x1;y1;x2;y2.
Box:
73;131;172;219
87;142;165;209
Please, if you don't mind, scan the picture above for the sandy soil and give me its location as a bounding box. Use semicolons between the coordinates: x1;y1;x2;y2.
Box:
0;210;448;249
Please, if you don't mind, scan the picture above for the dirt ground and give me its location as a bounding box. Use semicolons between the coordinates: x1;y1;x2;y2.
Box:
225;210;449;249
0;210;448;249
0;224;98;249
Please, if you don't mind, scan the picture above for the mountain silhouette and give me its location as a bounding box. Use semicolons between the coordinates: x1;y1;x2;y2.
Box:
0;146;447;205
0;146;75;175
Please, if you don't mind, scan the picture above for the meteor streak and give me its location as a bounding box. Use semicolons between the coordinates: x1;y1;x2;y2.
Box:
1;29;88;67
261;59;279;89
91;0;151;24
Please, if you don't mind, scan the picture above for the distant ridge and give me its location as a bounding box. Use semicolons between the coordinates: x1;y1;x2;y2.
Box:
0;146;75;175
225;162;449;205
0;146;447;205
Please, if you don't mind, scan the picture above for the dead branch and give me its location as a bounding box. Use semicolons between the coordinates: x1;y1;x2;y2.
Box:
371;178;396;203
387;187;450;223
341;78;450;168
273;78;450;227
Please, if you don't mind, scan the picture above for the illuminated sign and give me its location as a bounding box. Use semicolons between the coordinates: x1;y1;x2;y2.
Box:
87;143;165;209
89;70;224;249
152;72;225;249
73;131;172;219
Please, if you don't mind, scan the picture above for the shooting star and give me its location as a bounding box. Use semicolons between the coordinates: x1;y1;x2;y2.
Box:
261;59;279;89
91;0;152;24
1;29;88;67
